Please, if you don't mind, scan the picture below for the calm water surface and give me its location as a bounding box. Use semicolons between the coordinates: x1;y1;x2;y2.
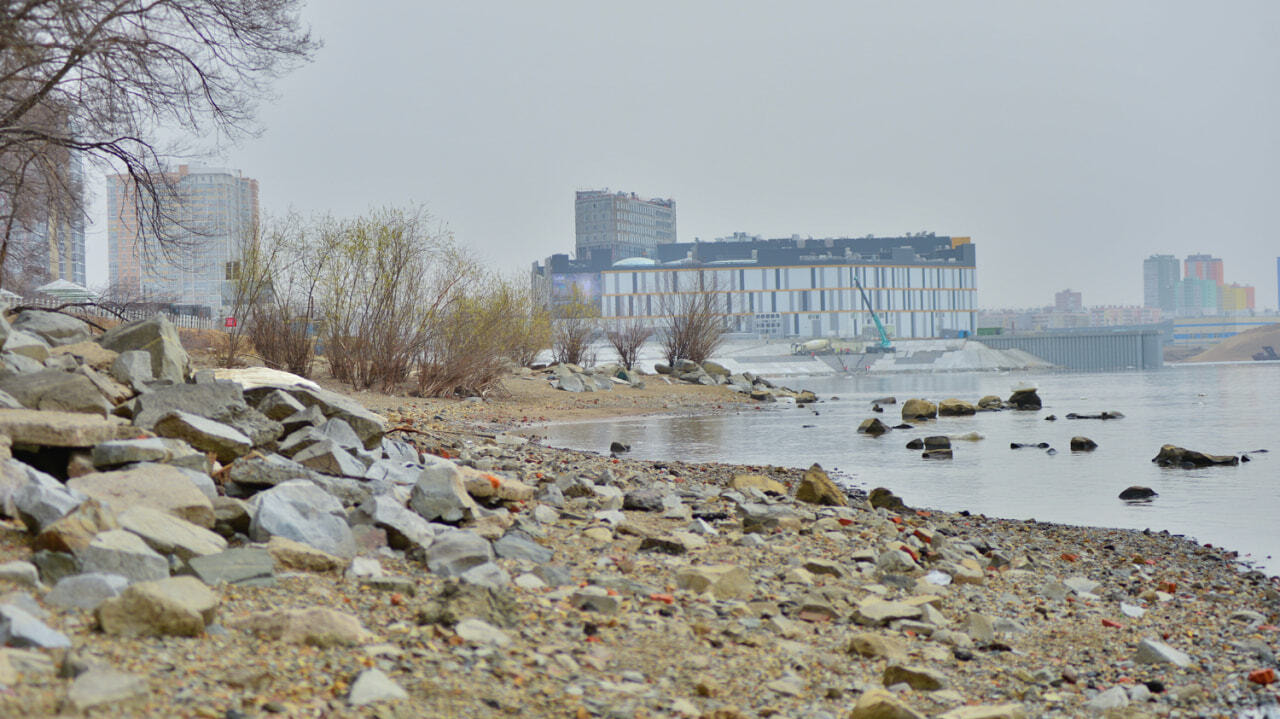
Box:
541;363;1280;574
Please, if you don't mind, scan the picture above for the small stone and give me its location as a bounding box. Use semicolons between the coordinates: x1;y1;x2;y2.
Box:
231;606;376;646
0;603;70;648
267;535;346;572
849;689;926;719
854;599;922;626
883;663;949;691
849;632;908;660
189;548;275;586
46;573;128;610
67;668;149;711
454;618;511;646
118;506;227;559
572;586;619;614
347;668;408;706
1134;638;1191;667
0;561;40;588
795;463;847;506
77;529;169;583
675;565;754;600
96;576;219;637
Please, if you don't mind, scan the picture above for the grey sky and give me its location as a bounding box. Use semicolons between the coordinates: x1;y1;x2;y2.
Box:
86;1;1280;309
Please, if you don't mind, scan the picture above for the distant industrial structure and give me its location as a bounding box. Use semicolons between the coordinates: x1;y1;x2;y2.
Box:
1054;288;1082;313
574;189;676;265
108;165;259;317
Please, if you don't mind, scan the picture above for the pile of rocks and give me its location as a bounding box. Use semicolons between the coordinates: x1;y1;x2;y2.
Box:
550;359;817;404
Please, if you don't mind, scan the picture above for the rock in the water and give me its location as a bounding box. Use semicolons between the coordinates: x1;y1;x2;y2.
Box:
609;440;630;454
868;487;907;512
1006;388;1041;410
924;435;951;450
1119;486;1157;500
46;573;128;610
922;449;953;460
347;668;408;706
97;576;219;637
97;315;190;384
77;529;170;583
231;606;375;646
1151;444;1239;468
0;603;71;648
1070;436;1098;451
68;464;215;528
938;398;977;416
795;463;846;506
67;668;149;711
858;418;890;436
901;398;937;421
247;479;356;559
976;395;1003;410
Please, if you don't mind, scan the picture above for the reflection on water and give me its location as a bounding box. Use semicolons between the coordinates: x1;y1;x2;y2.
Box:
542;364;1280;575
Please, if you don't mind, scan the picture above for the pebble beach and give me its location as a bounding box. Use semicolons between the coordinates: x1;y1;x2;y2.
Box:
2;352;1280;718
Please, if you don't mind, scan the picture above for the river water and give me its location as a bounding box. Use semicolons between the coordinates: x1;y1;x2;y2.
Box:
540;363;1280;575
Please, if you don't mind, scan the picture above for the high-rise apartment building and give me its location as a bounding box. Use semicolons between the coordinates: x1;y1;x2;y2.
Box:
574;189;675;264
1054;288;1082;312
1142;254;1180;312
108;166;258;315
3;155;86;290
1184;254;1224;284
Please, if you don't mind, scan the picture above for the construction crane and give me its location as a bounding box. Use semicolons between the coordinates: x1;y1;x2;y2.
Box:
852;275;895;353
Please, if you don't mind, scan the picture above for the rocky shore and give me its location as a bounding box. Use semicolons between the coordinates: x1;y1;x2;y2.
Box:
0;311;1278;718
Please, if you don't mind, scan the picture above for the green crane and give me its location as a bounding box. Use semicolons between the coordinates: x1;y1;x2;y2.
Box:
852;274;894;353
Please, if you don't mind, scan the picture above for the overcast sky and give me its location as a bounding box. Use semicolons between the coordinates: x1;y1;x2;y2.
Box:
87;1;1280;310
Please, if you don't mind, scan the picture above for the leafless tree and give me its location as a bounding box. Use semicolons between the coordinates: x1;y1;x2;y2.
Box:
606;318;653;370
659;271;728;367
552;286;598;367
218;213;291;367
0;0;318;285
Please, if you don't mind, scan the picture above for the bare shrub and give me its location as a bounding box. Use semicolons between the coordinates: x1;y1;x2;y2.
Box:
244;211;324;377
552;287;598;366
660;271;727;366
318;207;450;391
606;319;653;370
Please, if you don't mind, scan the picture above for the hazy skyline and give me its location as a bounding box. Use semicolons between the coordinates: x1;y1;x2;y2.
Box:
86;1;1280;309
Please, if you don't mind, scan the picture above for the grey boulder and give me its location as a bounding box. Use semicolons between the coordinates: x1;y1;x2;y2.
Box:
12;310;92;347
97;315;190;384
247;479;356;559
